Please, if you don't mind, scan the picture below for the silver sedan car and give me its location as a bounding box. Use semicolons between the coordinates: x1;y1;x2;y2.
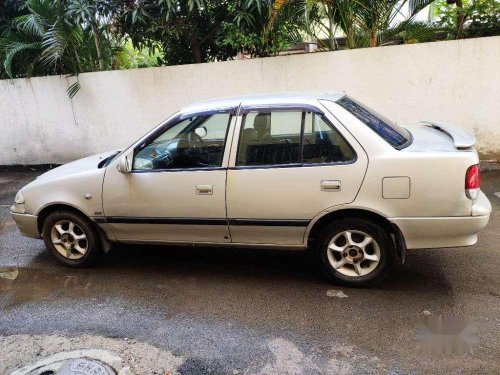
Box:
11;93;491;287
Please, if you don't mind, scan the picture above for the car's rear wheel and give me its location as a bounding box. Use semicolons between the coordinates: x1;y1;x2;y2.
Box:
42;210;101;267
315;218;395;287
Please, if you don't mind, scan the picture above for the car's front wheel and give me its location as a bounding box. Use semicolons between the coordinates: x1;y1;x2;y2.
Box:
42;210;101;267
315;218;395;287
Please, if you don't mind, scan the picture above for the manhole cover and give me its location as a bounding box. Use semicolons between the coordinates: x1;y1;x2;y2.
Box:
26;358;115;375
10;350;130;375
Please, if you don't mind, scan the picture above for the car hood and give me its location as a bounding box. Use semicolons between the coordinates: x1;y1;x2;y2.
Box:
34;150;121;183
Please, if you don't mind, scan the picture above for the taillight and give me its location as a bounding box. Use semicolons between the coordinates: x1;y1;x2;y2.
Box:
465;164;480;199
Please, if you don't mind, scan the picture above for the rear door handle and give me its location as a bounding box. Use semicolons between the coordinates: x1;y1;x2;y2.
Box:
321;180;341;191
196;185;213;195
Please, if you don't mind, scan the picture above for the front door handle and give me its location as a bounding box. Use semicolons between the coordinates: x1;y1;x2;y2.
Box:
196;185;213;195
321;180;341;191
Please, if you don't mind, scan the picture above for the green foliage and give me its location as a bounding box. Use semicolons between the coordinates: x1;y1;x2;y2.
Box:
385;20;445;44
433;0;499;38
114;41;162;69
117;0;287;65
221;2;302;57
0;0;498;85
0;1;27;33
270;0;437;50
66;79;81;99
0;0;67;79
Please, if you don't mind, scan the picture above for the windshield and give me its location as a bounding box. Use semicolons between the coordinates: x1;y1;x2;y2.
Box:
336;96;411;149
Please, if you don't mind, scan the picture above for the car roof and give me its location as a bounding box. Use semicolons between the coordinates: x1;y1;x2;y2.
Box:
180;92;345;114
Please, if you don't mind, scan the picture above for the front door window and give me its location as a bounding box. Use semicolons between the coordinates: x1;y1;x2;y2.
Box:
134;112;232;170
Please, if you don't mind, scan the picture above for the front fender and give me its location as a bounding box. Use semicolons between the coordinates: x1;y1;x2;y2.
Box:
22;169;105;219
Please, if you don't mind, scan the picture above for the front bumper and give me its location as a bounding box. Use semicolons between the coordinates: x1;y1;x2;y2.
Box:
10;211;40;239
390;191;491;250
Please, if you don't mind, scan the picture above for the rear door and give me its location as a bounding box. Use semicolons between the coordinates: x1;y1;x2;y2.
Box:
226;102;368;245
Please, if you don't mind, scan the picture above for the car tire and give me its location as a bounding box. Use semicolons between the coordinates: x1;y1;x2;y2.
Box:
42;210;102;267
315;218;395;287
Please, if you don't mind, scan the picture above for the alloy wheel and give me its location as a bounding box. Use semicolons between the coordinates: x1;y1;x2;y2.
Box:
50;220;88;260
327;230;381;277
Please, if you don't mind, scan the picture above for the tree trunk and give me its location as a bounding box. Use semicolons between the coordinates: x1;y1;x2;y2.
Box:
370;30;377;47
346;28;355;49
73;44;83;73
91;24;105;70
456;0;465;39
328;15;335;50
192;40;202;64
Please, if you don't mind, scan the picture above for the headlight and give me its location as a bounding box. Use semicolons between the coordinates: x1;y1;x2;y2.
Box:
14;191;25;204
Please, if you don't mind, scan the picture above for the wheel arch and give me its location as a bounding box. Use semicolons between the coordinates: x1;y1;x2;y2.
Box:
37;203;92;234
37;203;113;253
306;208;406;262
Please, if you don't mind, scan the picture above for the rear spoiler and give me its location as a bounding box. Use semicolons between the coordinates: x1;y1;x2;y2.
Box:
421;121;476;149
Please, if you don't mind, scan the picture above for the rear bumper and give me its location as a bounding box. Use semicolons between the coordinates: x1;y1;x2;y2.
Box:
390;190;491;249
390;215;490;249
11;211;40;239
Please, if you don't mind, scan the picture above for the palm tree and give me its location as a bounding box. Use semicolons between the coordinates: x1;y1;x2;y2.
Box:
65;0;112;70
268;0;436;50
0;0;75;78
356;0;436;47
0;0;121;96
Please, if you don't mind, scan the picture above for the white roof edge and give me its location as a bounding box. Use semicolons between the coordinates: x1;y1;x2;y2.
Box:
180;91;345;113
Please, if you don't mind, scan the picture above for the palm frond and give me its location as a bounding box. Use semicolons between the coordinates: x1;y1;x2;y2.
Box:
3;40;42;77
66;78;81;99
41;28;69;67
14;13;47;37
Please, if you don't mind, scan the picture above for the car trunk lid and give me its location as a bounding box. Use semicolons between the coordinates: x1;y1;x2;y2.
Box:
420;120;476;149
402;121;476;152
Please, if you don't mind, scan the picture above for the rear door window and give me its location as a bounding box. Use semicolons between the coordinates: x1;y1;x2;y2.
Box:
236;109;355;167
237;111;302;166
302;112;355;164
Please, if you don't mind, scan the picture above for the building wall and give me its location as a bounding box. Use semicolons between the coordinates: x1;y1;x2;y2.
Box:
1;36;499;165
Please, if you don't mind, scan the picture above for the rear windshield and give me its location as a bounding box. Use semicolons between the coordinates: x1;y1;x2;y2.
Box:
337;96;411;149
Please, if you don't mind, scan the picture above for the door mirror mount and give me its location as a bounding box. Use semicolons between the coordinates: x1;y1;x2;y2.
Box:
117;151;133;174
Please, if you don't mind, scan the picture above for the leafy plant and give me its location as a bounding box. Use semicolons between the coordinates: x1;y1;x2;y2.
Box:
267;0;437;50
385;20;445;44
114;41;162;69
0;0;71;78
1;0;498;84
117;0;299;65
433;0;499;38
223;1;303;58
0;0;127;97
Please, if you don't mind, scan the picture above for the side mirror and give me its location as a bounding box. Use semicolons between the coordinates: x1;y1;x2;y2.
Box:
117;151;133;174
195;126;207;138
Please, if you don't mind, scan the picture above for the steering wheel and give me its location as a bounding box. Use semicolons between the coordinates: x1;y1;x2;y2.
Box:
187;130;204;149
186;130;211;165
159;150;174;166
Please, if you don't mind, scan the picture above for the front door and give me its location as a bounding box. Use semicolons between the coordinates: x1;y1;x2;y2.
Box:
226;105;368;245
103;109;235;244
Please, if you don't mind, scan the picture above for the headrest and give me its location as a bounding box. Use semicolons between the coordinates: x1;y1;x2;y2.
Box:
253;113;270;133
241;128;257;140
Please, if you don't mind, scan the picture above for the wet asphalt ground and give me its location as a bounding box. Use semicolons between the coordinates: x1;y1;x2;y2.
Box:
0;168;499;374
